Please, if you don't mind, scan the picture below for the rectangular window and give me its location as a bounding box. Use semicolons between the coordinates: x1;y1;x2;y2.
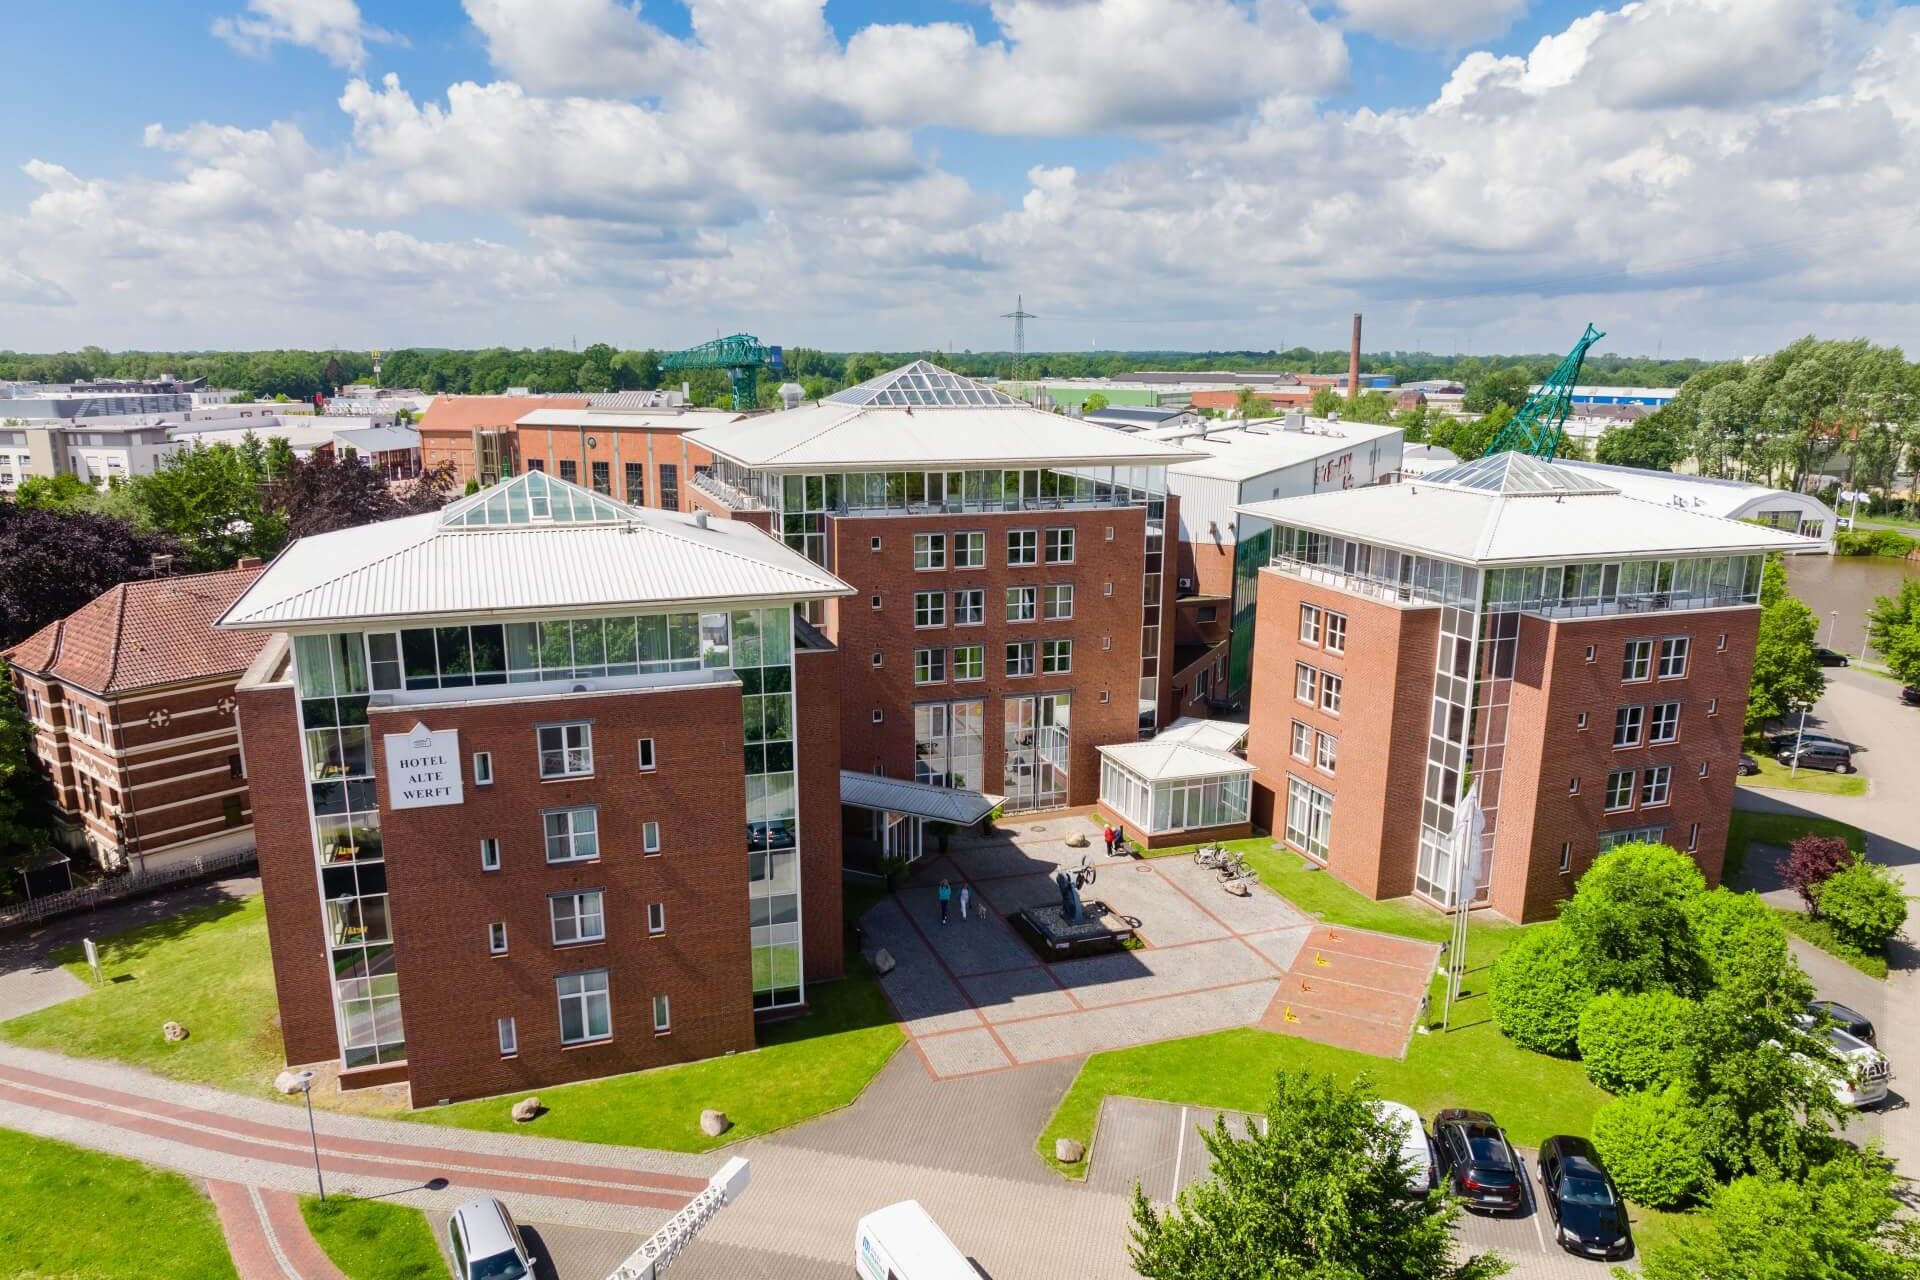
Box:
1295;662;1316;705
537;722;593;778
955;531;985;569
527;458;544;472
550;890;606;945
590;460;611;494
1688;822;1699;851
870;536;883;552
1007;529;1038;565
556;970;611;1045
871;651;883;668
1042;585;1074;620
953;588;985;626
480;838;500;871
1320;672;1343;715
1649;701;1680;744
642;820;661;854
1559;841;1572;873
1044;527;1075;564
1716;633;1727;652
952;645;985;681
1006;586;1037;623
1040;639;1072;674
1576;712;1588;731
1641;765;1672;807
1006;641;1036;678
1570;777;1581;795
1324;611;1347;654
914;648;947;684
1585;645;1596;663
558;460;579;483
1658;636;1690;679
914;591;947;628
623;461;645;505
1284;775;1334;860
1605;769;1635;812
543;807;600;863
652;994;671;1034
1707;697;1719;716
1698;760;1710;778
913;532;947;571
1299;604;1321;645
647;902;665;936
870;594;883;611
473;751;493;786
488;921;508;955
1623;639;1654;682
658;463;679;510
637;738;656;771
1613;705;1645;749
1291;720;1312;763
498;1016;517;1056
1315;731;1337;775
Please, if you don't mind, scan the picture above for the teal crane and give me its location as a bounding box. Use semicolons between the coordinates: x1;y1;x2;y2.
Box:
660;334;784;411
1485;323;1606;458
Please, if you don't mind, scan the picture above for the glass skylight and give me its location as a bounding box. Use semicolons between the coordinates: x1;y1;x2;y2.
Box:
441;469;633;527
825;359;1028;409
1419;451;1616;496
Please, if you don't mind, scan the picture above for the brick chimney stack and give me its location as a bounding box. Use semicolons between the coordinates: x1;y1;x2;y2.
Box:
1348;313;1362;400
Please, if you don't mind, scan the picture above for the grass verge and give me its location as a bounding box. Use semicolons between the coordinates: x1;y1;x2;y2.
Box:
1723;809;1864;885
0;1125;238;1279
1772;908;1890;980
1737;755;1868;798
0;895;285;1094
301;1196;445;1280
1038;841;1605;1178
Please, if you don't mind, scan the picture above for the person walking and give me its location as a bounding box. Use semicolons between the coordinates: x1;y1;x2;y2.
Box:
938;878;953;924
1103;823;1117;856
959;884;971;921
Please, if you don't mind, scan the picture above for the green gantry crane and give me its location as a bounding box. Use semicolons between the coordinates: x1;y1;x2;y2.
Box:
1486;322;1606;458
660;334;784;411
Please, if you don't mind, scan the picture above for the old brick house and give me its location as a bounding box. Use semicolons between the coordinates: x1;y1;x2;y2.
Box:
6;564;267;873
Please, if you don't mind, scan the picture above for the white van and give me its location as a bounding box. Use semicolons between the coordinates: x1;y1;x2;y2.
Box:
855;1200;979;1280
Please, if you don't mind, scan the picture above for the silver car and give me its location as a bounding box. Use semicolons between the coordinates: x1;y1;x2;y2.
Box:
446;1197;536;1280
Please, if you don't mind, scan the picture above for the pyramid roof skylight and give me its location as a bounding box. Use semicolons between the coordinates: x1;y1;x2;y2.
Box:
1419;451;1618;497
825;360;1027;409
439;469;631;527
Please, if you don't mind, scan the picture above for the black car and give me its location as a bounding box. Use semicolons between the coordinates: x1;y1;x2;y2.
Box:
1816;647;1851;667
1902;685;1920;707
1432;1109;1524;1214
1775;740;1855;773
1737;753;1761;776
1801;999;1876;1045
1538;1137;1632;1260
1763;725;1850;752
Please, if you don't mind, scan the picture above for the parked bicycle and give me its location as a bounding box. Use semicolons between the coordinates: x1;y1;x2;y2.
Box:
1194;845;1229;870
1068;856;1098;888
1215;851;1252;882
1221;867;1260;896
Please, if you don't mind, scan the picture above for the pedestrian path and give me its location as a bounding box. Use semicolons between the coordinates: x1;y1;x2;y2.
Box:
208;1180;348;1280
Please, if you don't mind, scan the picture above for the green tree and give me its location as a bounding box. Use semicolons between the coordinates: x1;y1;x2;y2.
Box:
575;359;610;392
1234;386;1261;421
1594;410;1687;471
1082;392;1110;414
13;473;96;511
1489;923;1596;1056
1635;1150;1920;1280
1589;1086;1714;1209
1557;842;1709;997
0;660;51;881
1866;579;1920;685
1814;861;1909;954
1684;888;1809;1012
1747;556;1825;730
1463;365;1532;415
264;436;296;479
1129;1070;1507;1280
126;443;286;571
1676;987;1846;1179
1310;386;1341;418
1577;990;1695;1094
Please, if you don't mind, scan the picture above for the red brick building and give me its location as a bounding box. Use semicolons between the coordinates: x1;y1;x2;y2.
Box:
1236;452;1814;922
6;565;267;873
683;362;1194;828
220;471;851;1102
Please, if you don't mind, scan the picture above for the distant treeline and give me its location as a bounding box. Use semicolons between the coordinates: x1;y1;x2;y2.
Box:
0;343;1708;410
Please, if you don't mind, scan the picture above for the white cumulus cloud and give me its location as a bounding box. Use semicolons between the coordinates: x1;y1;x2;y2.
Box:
212;0;401;70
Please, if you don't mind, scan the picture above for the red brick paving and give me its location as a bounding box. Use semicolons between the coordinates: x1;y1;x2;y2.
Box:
209;1179;351;1280
1259;924;1438;1060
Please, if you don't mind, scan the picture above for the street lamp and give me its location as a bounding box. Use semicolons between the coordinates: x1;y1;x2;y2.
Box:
290;1069;325;1201
1826;610;1839;650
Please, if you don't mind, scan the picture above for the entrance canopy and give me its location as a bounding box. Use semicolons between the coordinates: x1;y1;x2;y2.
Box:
840;771;1000;827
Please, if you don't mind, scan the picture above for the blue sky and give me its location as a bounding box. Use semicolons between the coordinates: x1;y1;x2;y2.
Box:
0;1;1916;357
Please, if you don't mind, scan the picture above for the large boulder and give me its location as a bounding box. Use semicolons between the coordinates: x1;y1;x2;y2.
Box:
700;1109;732;1137
869;947;896;977
273;1070;308;1095
161;1021;188;1043
1065;833;1090;849
511;1097;542;1123
1055;1138;1085;1164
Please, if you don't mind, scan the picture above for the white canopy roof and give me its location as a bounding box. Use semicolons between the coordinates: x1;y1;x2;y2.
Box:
1236;451;1817;566
687;361;1195;472
1100;717;1253;783
219;471;852;630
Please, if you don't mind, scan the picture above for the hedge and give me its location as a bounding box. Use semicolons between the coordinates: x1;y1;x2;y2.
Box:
1815;862;1909;954
1590;1086;1714;1209
1576;990;1695;1094
1489;923;1596;1057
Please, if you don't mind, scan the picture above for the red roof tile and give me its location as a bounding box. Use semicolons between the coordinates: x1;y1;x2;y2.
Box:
3;566;269;695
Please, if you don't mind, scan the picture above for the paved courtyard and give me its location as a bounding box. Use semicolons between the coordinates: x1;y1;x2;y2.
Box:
862;815;1439;1077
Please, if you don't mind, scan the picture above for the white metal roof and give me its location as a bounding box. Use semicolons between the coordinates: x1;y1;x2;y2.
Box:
839;771;1000;825
686;361;1194;471
1156;716;1250;753
1234;451;1818;565
1162;419;1402;483
219;471;852;630
1099;733;1255;783
1557;459;1837;526
329;425;419;454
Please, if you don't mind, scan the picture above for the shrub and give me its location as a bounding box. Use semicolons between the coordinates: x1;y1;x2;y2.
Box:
1814;862;1909;954
1489;923;1595;1056
1685;887;1809;1010
1559;842;1708;995
1590;1086;1713;1209
1781;835;1855;914
1577;990;1695;1094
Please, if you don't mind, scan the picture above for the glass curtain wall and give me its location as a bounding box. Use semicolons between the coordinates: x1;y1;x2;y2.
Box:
914;701;984;790
1004;692;1071;811
736;607;803;1010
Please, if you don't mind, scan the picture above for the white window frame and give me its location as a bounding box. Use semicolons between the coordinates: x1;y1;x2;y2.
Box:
953;644;985;681
1044;527;1075;564
1605;769;1635;812
1040;639;1072;675
955;531;986;569
638;737;656;771
1299;604;1321;646
647;901;665;936
556;969;612;1046
1007;529;1038;566
1613;705;1645;749
537;721;594;779
1649;701;1680;744
1658;636;1690;679
1641;764;1672;808
1006;641;1036;678
1319;672;1343;715
652;993;671;1035
1323;611;1347;655
1315;730;1337;775
498;1016;518;1056
488;921;508;955
1290;720;1312;763
954;588;986;626
913;532;947;571
1042;584;1074;621
1006;585;1037;623
1559;841;1572;873
642;820;662;854
1295;662;1316;705
543;806;600;863
914;590;947;629
914;647;947;684
473;751;493;787
1622;639;1654;682
550;890;606;946
480;837;501;872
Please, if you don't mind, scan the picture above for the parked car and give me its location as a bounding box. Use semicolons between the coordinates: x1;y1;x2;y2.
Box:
1901;685;1920;707
1775;740;1855;773
1798;1026;1893;1109
1537;1136;1632;1260
1801;999;1876;1045
1737;753;1761;776
1432;1109;1524;1213
446;1198;535;1280
1816;647;1851;667
1763;725;1850;752
1372;1100;1436;1194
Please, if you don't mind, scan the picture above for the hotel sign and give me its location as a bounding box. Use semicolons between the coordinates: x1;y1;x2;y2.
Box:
383;722;464;809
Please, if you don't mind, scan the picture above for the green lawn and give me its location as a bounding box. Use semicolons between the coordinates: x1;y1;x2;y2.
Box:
410;959;902;1151
1723;809;1864;885
1737;754;1868;798
302;1196;446;1280
1038;841;1605;1178
0;1125;238;1279
1773;907;1890;980
0;895;286;1094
